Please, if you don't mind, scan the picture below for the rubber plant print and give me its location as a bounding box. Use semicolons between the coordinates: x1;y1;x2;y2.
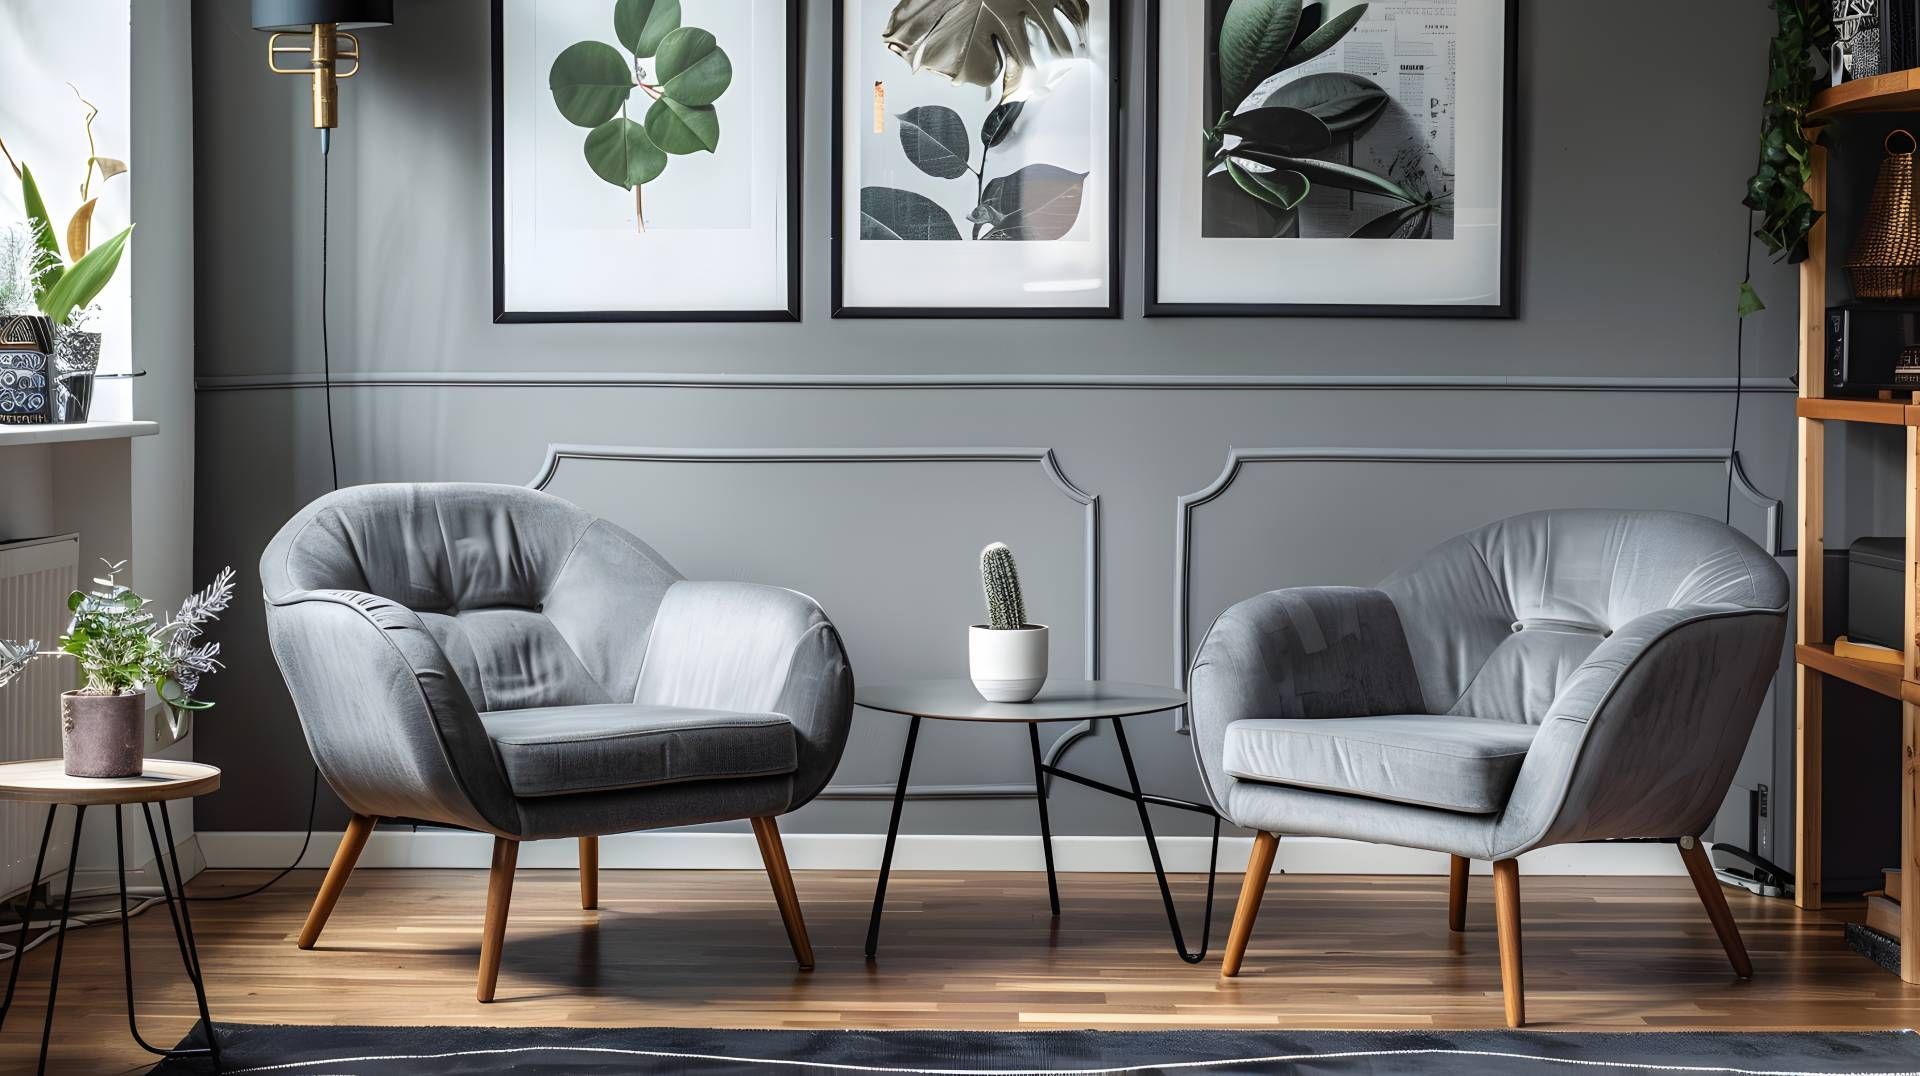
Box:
549;0;732;232
862;0;1094;242
1201;0;1452;239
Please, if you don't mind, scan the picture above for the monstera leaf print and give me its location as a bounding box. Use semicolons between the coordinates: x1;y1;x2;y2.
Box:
883;0;1091;90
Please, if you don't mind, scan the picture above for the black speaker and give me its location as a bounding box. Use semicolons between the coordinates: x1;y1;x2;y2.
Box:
1827;304;1920;395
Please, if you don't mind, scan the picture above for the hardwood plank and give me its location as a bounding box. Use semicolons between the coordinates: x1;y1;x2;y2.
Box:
1798;140;1829;914
7;867;1920;1073
1810;68;1920;120
1794;398;1915;426
1797;643;1904;701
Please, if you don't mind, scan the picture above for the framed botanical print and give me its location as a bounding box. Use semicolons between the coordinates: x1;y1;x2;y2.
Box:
1147;0;1517;317
833;0;1123;319
493;0;801;322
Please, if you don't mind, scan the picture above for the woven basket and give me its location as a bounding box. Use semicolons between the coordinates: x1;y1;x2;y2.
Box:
1850;130;1920;299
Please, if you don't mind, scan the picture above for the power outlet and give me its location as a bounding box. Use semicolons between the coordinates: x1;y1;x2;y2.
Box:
151;705;189;749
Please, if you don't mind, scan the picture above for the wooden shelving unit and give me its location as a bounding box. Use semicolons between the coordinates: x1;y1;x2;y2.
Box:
1797;76;1920;983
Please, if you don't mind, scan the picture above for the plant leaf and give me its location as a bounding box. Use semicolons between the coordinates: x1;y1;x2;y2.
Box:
90;157;127;182
981;99;1025;149
1258;71;1389;133
549;41;635;128
614;0;681;58
66;198;97;262
1220;106;1331;156
583;118;667;189
1295;2;1323;41
1737;281;1767;318
1227;146;1418;203
969;163;1088;240
860;186;961;240
656;27;732;107
897;105;972;180
1279;2;1367;72
20;164;66;298
883;0;1090;90
39;224;129;327
1350;202;1433;238
1226;159;1309;210
1219;0;1303;107
645;96;720;154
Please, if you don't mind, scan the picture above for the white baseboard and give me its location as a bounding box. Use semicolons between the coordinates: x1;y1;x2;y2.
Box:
197;829;1688;876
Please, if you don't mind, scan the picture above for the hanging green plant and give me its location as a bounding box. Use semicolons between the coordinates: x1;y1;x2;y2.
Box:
548;0;733;232
1739;0;1835;316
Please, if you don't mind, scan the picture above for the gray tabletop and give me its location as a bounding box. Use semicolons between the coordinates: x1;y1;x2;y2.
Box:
856;680;1189;723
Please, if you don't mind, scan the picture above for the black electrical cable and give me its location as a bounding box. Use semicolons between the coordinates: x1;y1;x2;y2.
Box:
188;134;337;902
1728;219;1754;527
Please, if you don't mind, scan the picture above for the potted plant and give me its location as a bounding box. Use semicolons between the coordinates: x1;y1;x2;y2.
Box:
970;543;1048;703
0;561;234;778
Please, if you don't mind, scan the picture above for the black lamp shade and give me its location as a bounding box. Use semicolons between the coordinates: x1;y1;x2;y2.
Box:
252;0;393;31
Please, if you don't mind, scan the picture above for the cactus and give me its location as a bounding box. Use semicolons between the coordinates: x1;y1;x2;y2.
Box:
980;542;1028;630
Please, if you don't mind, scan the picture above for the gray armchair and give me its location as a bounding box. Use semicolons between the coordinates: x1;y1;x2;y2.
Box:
261;483;854;1001
1189;509;1787;1027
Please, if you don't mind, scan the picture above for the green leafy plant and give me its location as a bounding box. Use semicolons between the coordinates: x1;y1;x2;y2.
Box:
980;542;1029;630
1739;0;1836;317
861;0;1092;242
1201;0;1446;239
0;562;235;722
549;0;733;232
0;89;133;327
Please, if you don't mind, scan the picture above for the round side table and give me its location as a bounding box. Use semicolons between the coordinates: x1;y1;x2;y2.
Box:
855;680;1220;964
0;758;222;1074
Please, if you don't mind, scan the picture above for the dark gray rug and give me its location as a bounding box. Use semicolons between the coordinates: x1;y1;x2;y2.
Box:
150;1025;1920;1074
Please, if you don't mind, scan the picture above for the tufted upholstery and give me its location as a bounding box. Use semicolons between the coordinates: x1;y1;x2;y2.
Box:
262;483;855;841
1188;509;1788;861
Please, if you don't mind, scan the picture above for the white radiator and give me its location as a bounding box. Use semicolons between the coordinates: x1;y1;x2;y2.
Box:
0;535;77;899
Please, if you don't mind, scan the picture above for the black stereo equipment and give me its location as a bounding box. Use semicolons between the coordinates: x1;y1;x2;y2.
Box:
1827;304;1920;395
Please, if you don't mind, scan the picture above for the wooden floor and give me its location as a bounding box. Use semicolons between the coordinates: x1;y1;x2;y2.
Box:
1;866;1915;1072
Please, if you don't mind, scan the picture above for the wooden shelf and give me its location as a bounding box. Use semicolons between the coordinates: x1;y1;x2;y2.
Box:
0;421;157;448
1798;398;1920;425
1798;643;1917;702
1811;69;1920;120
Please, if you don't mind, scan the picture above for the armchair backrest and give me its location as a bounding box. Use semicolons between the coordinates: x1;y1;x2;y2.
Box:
261;483;681;712
1378;510;1788;724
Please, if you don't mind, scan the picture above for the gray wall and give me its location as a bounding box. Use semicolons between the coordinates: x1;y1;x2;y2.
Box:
190;0;1805;854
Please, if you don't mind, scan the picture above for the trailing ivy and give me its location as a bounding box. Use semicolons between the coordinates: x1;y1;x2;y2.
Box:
1741;0;1835;315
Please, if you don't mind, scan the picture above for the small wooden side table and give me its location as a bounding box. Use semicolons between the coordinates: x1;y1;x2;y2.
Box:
0;758;222;1074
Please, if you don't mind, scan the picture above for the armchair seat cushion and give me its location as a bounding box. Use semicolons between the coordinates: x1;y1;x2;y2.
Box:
481;703;798;798
1223;714;1538;815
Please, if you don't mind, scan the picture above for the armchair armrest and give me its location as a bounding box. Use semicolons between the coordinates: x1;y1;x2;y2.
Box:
264;588;518;834
634;581;854;809
1187;586;1426;810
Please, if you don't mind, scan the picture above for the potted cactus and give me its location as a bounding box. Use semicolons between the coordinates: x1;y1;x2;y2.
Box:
0;561;233;778
969;543;1048;703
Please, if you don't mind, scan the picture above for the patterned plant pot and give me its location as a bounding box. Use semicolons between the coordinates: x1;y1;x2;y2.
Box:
51;330;101;423
61;691;145;778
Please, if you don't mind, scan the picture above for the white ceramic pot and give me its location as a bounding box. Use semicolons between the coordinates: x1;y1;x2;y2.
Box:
969;624;1049;703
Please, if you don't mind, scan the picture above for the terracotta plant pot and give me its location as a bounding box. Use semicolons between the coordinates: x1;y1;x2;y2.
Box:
969;624;1049;703
61;691;144;778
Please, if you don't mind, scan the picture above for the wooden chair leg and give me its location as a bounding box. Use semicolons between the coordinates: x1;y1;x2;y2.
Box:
1448;855;1469;932
1679;838;1753;978
1222;831;1279;978
1492;857;1525;1028
751;816;814;970
579;836;599;910
297;813;375;950
476;837;519;1003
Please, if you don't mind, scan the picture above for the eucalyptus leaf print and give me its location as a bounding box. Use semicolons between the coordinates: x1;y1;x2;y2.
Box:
549;0;733;231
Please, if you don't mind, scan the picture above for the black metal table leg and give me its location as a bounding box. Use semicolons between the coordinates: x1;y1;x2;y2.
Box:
150;801;220;1068
115;807;215;1062
865;714;922;959
1027;724;1060;917
1109;718;1220;964
36;804;85;1074
0;803;56;1034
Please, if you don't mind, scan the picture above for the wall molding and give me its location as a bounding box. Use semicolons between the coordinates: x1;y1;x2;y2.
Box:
528;444;1102;799
196;829;1690;876
1172;447;1788;731
196;372;1801;394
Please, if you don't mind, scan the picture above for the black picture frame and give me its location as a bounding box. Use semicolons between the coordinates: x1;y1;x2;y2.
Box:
830;0;1127;320
1143;0;1519;319
491;0;804;324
